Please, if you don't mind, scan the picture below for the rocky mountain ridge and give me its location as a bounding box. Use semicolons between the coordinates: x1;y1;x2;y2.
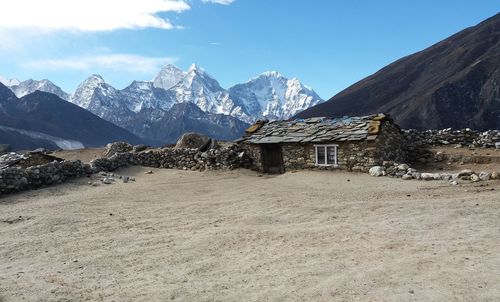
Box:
297;13;500;130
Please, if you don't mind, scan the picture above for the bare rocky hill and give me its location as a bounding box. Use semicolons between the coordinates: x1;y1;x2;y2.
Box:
297;13;500;130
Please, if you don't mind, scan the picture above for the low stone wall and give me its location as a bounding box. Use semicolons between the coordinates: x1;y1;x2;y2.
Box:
92;145;253;172
0;144;253;196
403;129;500;148
0;160;92;195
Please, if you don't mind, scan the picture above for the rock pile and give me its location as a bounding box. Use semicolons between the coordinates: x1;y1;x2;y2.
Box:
369;161;499;184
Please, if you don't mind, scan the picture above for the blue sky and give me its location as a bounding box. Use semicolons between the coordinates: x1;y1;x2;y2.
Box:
0;0;498;99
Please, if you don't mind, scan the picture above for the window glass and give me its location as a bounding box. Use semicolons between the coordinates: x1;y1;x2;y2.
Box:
316;146;326;165
327;146;336;165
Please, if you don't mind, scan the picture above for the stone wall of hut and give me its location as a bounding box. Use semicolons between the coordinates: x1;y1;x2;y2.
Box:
242;121;408;173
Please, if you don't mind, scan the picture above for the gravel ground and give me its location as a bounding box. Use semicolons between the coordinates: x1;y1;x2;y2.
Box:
1;167;499;301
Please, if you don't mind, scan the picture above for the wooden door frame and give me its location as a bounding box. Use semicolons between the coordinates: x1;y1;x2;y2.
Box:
260;144;285;174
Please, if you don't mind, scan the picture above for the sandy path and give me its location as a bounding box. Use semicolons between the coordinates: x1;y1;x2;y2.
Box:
0;167;499;301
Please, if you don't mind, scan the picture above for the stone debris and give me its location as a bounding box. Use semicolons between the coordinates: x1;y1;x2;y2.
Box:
479;171;491;181
368;162;499;185
369;166;386;177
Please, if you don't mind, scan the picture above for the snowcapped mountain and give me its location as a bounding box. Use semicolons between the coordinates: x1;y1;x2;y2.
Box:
70;75;135;125
2;78;70;100
0;76;20;87
229;71;324;120
2;64;323;143
153;64;185;90
122;80;174;113
168;64;251;122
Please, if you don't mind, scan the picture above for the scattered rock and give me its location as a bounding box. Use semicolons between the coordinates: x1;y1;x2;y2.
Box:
122;176;130;183
421;173;440;181
369;166;385;177
402;174;413;180
397;164;409;171
102;177;114;184
145;170;153;175
470;174;480;182
478;171;491;181
491;172;499;180
458;169;474;177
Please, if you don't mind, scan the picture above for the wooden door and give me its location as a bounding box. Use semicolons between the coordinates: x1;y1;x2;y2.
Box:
261;144;284;174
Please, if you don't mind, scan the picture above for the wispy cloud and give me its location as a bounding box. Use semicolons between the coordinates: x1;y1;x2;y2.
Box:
201;0;235;5
0;0;190;32
22;54;178;73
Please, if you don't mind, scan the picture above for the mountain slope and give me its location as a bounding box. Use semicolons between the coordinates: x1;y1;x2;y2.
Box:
0;83;144;149
297;13;500;130
70;75;136;126
125;102;249;144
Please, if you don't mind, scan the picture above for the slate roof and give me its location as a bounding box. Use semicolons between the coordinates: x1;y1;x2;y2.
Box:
237;113;389;144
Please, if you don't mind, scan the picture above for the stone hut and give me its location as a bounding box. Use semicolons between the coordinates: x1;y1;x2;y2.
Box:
237;113;407;173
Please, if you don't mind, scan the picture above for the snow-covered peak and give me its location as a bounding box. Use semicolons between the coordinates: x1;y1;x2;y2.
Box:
0;76;20;87
70;74;116;109
228;72;324;121
85;74;106;85
259;71;284;79
153;64;185;90
4;78;69;100
188;63;203;72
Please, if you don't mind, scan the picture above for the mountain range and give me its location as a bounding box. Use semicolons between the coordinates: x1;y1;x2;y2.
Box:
0;83;144;150
297;12;500;130
1;65;324;145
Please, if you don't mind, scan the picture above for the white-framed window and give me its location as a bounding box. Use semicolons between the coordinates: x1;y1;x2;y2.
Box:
314;144;338;167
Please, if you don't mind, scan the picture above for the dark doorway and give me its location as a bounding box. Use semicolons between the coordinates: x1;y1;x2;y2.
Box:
261;144;284;174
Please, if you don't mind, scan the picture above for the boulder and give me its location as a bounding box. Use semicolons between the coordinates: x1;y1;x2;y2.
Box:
470;174;480;182
478;171;491;181
397;164;409;171
104;142;133;157
458;169;474;177
369;166;385;177
421;173;440;181
175;133;212;150
402;174;413;180
491;172;499;180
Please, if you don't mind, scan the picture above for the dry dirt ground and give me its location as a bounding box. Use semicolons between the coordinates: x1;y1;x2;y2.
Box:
1;167;499;301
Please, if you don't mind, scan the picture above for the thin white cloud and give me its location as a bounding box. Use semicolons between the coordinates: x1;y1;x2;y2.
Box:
202;0;235;5
22;54;178;73
0;0;190;32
